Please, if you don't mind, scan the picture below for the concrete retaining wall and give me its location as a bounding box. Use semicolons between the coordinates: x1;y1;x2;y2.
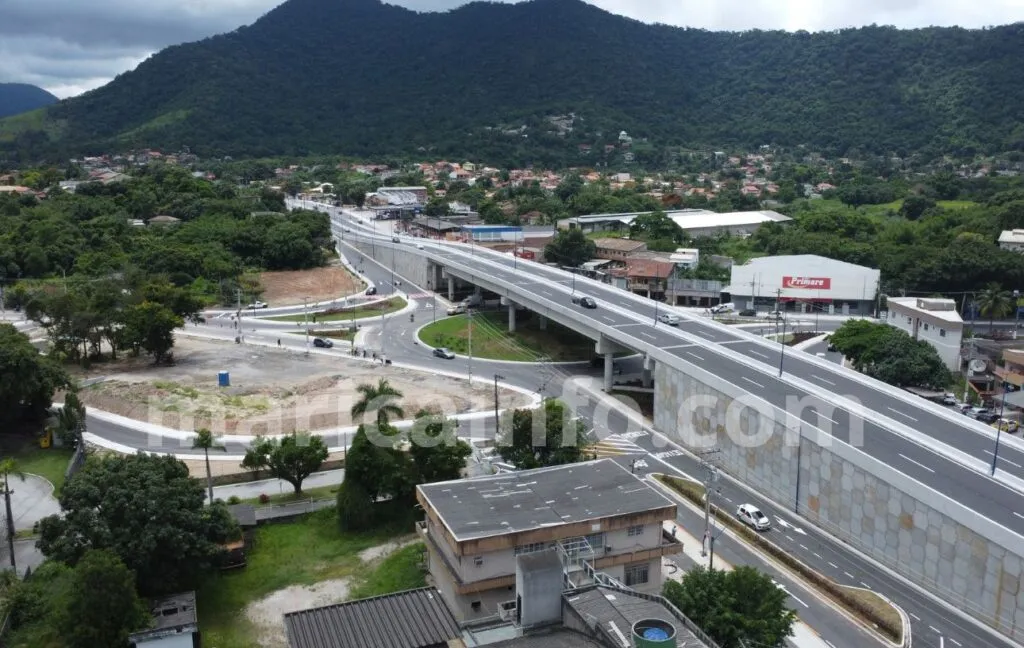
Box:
653;360;1024;640
349;239;432;289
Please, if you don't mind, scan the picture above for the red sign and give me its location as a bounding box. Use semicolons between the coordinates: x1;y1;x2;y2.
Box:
782;276;831;290
515;250;535;260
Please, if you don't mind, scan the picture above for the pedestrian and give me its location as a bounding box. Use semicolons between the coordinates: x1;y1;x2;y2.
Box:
277;338;281;347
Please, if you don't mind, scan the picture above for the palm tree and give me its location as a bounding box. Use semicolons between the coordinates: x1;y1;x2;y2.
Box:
55;391;86;447
0;458;25;571
192;428;226;504
351;379;405;430
978;283;1013;331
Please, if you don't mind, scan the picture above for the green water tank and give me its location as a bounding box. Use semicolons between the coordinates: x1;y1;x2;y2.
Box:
632;618;677;647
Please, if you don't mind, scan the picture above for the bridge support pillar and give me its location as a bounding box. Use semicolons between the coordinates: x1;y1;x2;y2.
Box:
642;354;654;388
538;315;547;331
604;353;614;393
447;277;455;301
508;304;516;332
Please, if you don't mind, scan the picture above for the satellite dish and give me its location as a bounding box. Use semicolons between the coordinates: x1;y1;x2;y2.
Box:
969;359;987;373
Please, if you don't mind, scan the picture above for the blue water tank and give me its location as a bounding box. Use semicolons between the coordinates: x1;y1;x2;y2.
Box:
643;628;670;640
218;371;230;387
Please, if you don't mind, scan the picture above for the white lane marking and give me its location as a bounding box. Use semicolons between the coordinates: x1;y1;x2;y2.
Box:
815;411;838;425
887;406;919;422
949;639;962;647
813;552;822;560
909;612;921;621
1013;512;1024;521
722;496;733;503
860;581;870;589
824;642;837;648
785;535;795;542
844;571;854;579
601;315;615;323
984;450;1023;469
685;351;705;362
799;544;809;551
899;453;935;474
749;349;770;360
810;374;836;386
639;332;656;340
929;625;941;634
828;562;838;569
741;376;765;389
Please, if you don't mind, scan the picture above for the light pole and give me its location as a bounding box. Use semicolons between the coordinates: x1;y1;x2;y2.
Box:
992;380;1009;475
428;280;436;323
467;308;473;383
303;297;310;355
778;314;788;377
493;374;504;437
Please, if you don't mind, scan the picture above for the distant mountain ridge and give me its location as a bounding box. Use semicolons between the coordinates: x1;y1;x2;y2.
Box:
0;83;58;119
2;0;1024;164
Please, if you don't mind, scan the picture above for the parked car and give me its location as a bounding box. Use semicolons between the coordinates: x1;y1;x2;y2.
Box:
826;336;837;352
736;504;771;531
365;286;378;296
246;301;268;309
312;338;333;348
433;347;456;359
710;303;732;314
738;309;756;317
968;407;991;419
977;412;1000;424
992;418;1019;433
940;394;959;406
392;236;401;243
658;313;680;326
447;304;467;316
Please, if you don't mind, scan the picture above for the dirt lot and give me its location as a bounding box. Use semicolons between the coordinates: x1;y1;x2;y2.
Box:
259;263;363;307
74;337;530;435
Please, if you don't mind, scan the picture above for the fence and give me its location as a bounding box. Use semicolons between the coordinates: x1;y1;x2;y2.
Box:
64;443;86;481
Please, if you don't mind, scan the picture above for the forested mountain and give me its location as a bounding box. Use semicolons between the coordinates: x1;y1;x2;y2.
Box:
0;84;57;119
2;0;1023;164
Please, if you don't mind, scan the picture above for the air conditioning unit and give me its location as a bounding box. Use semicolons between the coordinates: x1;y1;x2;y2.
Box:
498;600;517;621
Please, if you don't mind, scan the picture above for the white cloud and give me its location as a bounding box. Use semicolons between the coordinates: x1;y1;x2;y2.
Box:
0;0;1021;99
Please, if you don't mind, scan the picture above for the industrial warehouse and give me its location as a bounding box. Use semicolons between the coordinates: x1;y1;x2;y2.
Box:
724;254;881;316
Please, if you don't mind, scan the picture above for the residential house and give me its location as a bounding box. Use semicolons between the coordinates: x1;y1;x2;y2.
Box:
611;257;676;299
416;459;682;622
592;238;647;261
884;297;964;371
999;230;1024;252
148;215;182;226
128;592;199;648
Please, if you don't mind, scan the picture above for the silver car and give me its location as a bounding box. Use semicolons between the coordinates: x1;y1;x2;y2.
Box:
736;504;771;531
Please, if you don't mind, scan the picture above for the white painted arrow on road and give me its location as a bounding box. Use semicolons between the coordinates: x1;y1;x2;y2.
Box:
772;579;809;608
775;517;807;535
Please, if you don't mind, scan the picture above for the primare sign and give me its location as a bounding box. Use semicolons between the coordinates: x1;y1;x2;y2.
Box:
782;276;831;290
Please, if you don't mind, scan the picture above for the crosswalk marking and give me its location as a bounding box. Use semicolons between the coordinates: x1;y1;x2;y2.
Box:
406;292;434;299
589;434;646;457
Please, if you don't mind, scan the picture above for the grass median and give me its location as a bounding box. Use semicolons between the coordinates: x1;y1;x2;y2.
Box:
654;474;903;644
266;296;406;323
417;310;601;362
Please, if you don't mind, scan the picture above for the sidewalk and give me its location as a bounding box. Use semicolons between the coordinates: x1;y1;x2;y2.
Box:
660;520;832;648
210;469;344;503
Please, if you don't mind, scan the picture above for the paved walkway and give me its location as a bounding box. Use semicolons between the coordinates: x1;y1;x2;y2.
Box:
210;469;345;503
10;474;60;531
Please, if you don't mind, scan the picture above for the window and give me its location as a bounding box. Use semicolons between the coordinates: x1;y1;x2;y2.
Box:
471;601;482;611
624;563;649;587
515;542;546;556
940;329;946;337
627;524;645;537
586;533;605;552
923;323;929;331
474;556;483;567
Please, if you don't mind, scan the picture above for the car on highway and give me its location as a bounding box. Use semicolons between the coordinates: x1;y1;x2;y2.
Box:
365;286;378;296
571;295;597;309
736;504;771;531
763;310;784;320
709;303;732;314
737;309;756;317
433;347;456;359
312;338;333;348
247;301;268;309
447;304;467;316
657;313;680;326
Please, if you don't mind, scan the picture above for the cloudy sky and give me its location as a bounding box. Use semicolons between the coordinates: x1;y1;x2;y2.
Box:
3;0;1022;99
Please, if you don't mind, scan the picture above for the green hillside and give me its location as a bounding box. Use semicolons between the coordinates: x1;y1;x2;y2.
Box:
2;0;1024;163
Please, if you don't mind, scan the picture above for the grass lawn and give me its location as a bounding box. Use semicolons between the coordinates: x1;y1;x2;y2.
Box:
197;508;422;648
418;310;599;362
8;443;73;494
348;543;427;600
287;329;355;341
235;483;339;505
267;297;406;323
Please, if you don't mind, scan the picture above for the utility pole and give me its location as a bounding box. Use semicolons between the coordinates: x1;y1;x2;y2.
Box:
493;374;504;436
467;308;473;383
4;473;15;571
303;297;310;355
235;289;244;344
777;289;787;377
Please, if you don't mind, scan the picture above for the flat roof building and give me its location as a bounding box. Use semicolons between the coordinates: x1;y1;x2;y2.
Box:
129;592;199;648
885;297;964;371
999;229;1024;252
592;237;647;260
726;254;880;316
557;209;791;238
416;459;682;622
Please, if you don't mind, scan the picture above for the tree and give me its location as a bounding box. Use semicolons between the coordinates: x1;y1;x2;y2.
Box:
978;282;1013;330
0;458;25;571
630;210;680;242
351;379;405;431
58;549;149;648
0;323;72;430
336;478;377;532
54;390;87;447
246;432;330;495
544;229;596;268
497;399;587;469
241;434;274;480
192;428;226;503
37;453;238;595
409;410;472;483
663;566;796;648
121;301;184;363
828;320;951;388
899;194;936;221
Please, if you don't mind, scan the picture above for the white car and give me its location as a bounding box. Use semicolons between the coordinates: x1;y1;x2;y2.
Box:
736;504;771;531
416;243;425;250
246;301;268;310
710;303;733;314
658;313;681;326
763;310;784;320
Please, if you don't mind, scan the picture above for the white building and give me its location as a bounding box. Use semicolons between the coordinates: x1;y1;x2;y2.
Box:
416;459;682;622
999;229;1024;252
557;208;791;238
884;297;964;371
726;254;880;315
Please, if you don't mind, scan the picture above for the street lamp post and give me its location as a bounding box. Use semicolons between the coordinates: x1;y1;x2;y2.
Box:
493;374;505;437
303;297;310;355
778;314;788;378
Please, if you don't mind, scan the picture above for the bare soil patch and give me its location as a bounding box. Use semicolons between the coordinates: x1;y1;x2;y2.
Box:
75;337;530;435
245;578;352;648
259;264;363;307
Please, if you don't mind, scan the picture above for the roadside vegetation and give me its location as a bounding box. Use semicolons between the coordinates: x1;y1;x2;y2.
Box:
267;296;406;322
417;310;598;362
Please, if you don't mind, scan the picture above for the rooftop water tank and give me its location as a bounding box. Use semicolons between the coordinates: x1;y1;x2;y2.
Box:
632;618;676;647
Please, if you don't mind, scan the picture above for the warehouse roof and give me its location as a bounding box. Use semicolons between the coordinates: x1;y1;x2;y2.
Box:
284;587;460;648
668;210;791;231
417;459;674;541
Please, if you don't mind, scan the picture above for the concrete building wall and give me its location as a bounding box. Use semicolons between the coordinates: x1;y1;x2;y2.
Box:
348;240;432;290
884;304;963;371
653;360;1024;639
